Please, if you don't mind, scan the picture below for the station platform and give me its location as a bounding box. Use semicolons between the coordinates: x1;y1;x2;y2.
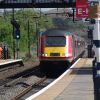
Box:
26;58;94;100
0;59;23;67
55;58;94;100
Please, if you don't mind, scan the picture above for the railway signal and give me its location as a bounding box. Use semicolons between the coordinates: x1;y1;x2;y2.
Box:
11;18;20;59
15;29;20;40
11;19;20;39
11;19;20;29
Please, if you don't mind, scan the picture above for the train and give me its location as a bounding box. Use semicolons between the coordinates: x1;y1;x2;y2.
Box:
38;28;86;71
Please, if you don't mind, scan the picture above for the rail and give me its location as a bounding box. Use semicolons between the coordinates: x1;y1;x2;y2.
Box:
11;76;47;100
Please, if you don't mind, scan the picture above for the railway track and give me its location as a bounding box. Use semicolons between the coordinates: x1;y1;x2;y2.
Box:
5;67;42;87
0;65;47;100
27;58;92;100
0;66;18;73
11;76;47;100
0;59;58;100
0;56;86;100
0;61;40;86
0;65;41;87
12;76;55;100
0;62;65;100
9;62;79;100
18;58;88;100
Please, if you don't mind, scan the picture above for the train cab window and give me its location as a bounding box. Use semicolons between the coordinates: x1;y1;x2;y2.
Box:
46;36;66;46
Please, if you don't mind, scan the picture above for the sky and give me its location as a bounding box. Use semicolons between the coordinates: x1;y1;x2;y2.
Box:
0;8;55;13
41;8;55;12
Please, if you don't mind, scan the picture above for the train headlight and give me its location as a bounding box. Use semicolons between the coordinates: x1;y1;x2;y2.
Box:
42;53;48;57
62;53;67;56
45;54;48;57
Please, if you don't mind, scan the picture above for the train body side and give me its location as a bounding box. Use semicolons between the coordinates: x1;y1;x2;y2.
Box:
38;29;85;64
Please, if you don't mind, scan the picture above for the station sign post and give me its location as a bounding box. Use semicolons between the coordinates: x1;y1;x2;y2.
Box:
89;4;100;100
76;0;89;18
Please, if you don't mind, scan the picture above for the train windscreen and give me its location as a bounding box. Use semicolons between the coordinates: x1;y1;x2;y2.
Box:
46;36;66;46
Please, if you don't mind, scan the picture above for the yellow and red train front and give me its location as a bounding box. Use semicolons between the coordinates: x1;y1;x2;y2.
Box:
39;35;73;61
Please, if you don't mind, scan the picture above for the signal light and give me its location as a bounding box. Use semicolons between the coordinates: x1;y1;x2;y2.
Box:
15;29;20;39
11;19;20;39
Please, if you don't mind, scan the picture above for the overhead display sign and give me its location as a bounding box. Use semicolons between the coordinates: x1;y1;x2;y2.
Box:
76;0;89;18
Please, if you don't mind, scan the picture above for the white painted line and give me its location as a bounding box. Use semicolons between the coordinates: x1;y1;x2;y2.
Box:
26;58;81;100
0;59;22;66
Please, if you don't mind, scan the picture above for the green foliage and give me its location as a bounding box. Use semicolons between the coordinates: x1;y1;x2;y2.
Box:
0;9;54;58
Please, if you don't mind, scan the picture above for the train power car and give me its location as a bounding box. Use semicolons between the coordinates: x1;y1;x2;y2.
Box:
38;29;85;70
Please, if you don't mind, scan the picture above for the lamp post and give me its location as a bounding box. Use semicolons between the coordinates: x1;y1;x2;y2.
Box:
33;16;40;56
12;8;15;59
27;20;31;57
33;16;40;38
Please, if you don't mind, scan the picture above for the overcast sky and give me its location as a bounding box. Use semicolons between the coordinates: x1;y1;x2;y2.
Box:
0;8;55;13
35;8;55;12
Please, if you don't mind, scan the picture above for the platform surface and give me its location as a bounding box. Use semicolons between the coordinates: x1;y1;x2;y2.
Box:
55;58;94;100
0;59;22;66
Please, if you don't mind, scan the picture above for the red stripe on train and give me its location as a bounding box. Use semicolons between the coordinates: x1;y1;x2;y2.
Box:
41;36;45;54
68;35;73;57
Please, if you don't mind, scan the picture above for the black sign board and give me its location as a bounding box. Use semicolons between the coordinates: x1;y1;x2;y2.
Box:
0;0;75;8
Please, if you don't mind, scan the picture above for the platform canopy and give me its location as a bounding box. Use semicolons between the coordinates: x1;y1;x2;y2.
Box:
0;0;75;8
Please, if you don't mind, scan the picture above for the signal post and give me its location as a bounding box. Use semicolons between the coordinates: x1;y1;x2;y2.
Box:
89;4;100;100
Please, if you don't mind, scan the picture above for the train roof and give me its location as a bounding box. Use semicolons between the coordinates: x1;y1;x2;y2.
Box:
41;29;73;36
